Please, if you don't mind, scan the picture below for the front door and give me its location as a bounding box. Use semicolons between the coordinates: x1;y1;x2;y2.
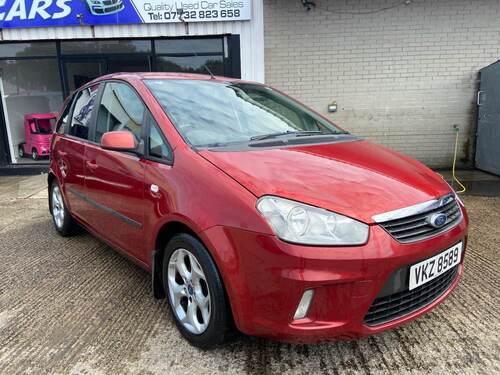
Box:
83;81;147;261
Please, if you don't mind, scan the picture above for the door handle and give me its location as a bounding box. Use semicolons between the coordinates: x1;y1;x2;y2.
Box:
477;90;484;106
86;160;98;172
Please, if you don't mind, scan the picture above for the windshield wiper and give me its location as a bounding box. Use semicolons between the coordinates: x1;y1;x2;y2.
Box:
250;130;332;142
196;142;229;148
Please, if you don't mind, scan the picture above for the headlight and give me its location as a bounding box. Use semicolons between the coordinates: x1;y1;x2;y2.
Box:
256;196;369;245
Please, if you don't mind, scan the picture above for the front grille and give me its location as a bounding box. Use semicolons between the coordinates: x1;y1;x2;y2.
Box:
364;266;458;326
379;197;462;243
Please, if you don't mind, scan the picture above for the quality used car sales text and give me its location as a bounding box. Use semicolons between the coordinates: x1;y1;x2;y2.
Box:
143;1;244;12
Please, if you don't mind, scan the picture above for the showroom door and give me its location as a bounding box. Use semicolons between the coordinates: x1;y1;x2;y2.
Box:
63;56;152;97
106;55;151;74
63;59;107;95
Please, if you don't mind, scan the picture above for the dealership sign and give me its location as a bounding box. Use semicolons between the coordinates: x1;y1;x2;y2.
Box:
0;0;251;28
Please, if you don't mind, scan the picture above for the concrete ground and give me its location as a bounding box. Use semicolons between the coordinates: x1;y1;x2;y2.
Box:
439;169;500;197
0;173;498;375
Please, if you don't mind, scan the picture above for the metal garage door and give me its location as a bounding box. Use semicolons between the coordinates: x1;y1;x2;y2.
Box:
476;61;500;175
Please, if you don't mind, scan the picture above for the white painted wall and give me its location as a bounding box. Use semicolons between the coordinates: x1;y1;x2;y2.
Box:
264;0;500;168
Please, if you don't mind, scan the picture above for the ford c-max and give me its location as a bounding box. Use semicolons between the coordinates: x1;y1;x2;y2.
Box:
48;73;468;348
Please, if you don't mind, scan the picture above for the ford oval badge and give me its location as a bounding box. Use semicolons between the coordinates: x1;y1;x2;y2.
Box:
428;213;448;228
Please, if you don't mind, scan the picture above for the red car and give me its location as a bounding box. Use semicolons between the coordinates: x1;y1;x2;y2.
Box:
48;73;468;348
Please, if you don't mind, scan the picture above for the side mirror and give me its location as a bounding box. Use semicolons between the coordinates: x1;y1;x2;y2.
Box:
100;131;138;152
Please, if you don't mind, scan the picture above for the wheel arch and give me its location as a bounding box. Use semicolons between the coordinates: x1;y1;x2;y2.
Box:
151;220;237;336
152;220;207;299
151;221;233;312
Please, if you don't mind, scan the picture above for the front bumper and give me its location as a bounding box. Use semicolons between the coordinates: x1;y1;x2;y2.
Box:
201;206;468;343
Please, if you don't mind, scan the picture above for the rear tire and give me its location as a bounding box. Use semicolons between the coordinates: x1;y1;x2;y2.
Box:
162;233;233;349
18;145;24;158
32;149;38;160
50;180;77;237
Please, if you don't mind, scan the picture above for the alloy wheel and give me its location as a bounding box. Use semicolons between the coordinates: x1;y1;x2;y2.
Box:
167;248;211;334
52;185;65;229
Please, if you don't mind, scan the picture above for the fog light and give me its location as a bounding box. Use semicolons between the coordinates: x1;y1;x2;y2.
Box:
293;289;314;320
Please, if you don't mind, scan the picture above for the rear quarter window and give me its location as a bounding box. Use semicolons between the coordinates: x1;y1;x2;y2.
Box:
56;96;74;135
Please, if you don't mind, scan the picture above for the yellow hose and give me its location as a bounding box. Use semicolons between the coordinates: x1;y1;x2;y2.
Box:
452;129;466;194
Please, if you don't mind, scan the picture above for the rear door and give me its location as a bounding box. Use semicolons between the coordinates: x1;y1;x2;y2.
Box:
57;83;101;220
83;81;147;261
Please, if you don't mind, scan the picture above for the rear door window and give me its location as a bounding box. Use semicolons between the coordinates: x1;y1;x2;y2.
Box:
69;84;101;140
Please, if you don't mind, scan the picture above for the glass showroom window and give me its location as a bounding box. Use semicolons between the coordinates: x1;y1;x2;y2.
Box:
155;38;225;75
0;42;62;164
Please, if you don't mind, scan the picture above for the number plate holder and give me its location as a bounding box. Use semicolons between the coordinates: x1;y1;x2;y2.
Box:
409;242;462;291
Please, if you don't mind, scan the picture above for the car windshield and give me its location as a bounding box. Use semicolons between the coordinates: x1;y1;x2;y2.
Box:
33;119;55;134
145;79;345;147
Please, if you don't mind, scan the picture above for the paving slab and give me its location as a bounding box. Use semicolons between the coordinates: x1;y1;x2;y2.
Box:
0;174;47;200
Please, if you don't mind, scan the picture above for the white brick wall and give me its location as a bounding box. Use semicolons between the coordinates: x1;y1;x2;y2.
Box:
263;0;500;167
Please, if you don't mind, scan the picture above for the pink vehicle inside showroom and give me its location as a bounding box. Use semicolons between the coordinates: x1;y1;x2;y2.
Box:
18;113;57;160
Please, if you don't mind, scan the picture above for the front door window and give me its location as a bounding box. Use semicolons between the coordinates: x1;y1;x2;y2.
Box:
95;82;145;143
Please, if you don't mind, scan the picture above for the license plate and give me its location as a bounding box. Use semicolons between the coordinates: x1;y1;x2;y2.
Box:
409;242;462;290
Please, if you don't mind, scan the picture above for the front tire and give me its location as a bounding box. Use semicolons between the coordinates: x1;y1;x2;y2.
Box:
162;234;233;348
32;149;38;160
50;181;77;236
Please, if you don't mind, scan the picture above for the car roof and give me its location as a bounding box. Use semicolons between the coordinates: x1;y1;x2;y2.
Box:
90;72;244;84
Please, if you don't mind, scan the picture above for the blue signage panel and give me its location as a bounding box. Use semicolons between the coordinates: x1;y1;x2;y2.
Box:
0;0;251;28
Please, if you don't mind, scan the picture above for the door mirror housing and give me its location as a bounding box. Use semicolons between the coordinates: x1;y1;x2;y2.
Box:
100;131;138;152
